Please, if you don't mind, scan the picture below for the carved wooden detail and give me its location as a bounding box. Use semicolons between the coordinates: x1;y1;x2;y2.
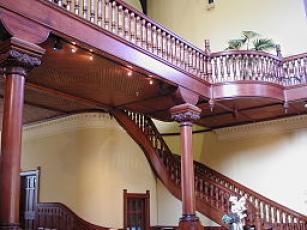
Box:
170;103;201;122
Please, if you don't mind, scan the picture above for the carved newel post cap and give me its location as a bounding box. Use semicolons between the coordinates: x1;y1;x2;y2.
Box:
170;103;201;122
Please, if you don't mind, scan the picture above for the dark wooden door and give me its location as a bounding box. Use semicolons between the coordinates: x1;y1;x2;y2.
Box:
20;170;39;230
124;190;150;230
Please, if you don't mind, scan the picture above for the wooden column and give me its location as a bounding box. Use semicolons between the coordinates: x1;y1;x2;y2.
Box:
0;37;44;230
170;103;202;230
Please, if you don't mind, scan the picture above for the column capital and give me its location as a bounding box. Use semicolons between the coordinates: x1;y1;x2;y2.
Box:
0;37;45;75
170;103;201;123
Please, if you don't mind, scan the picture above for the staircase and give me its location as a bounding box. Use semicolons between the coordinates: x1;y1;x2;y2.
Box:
112;109;307;230
35;202;110;230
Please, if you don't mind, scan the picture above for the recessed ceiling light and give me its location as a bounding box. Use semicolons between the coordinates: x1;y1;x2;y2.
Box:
127;70;133;76
149;79;154;85
89;55;94;61
71;48;77;53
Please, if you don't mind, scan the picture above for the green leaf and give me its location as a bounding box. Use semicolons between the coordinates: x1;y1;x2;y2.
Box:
242;31;260;40
253;38;276;51
226;39;245;50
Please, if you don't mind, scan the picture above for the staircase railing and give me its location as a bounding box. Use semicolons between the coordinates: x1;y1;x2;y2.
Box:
115;109;307;230
45;0;307;86
193;161;307;230
115;110;259;227
36;202;110;230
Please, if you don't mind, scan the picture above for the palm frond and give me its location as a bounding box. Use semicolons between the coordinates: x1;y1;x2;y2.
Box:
253;38;276;51
242;31;260;40
226;39;245;50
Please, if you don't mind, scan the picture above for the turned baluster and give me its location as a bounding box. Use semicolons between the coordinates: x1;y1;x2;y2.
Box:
104;0;111;30
219;56;225;82
175;40;180;65
66;0;72;11
190;49;196;73
141;19;147;49
303;57;307;83
183;45;188;70
225;55;231;80
166;35;172;62
74;0;80;15
187;47;192;72
179;43;184;68
232;55;237;80
89;0;96;23
213;58;219;83
130;13;136;43
156;29;162;57
171;37;176;64
146;23;153;52
152;26;157;54
298;58;304;83
199;54;204;77
135;16;142;46
161;32;167;59
117;5;124;37
97;0;103;26
123;9;130;40
111;1;118;34
83;0;89;19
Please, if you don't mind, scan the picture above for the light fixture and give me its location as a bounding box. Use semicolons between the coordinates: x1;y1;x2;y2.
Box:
53;37;63;51
89;49;93;52
149;79;154;85
127;70;133;76
72;41;76;45
71;48;77;53
127;65;133;69
89;55;94;61
304;102;307;109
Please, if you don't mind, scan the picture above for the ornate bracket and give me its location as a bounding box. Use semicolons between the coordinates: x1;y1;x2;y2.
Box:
0;37;45;74
170;103;201;123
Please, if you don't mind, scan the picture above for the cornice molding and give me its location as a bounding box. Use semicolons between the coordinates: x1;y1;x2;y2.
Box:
23;113;124;140
214;114;307;140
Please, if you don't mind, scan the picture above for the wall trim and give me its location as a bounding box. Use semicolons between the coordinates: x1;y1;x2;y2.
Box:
23;112;124;140
214;114;307;140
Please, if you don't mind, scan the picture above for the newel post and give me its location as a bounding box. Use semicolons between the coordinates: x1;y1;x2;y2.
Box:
0;37;44;230
170;103;202;230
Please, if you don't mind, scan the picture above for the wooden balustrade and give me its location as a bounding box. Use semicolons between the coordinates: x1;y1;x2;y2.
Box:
46;0;307;87
36;202;110;230
193;161;307;230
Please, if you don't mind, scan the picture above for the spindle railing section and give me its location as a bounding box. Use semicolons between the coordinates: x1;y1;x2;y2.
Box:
120;110;307;230
36;202;110;230
193;161;307;230
46;0;307;86
121;110;258;227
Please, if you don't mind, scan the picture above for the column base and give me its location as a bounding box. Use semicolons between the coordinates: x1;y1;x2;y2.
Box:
179;214;203;230
0;223;21;230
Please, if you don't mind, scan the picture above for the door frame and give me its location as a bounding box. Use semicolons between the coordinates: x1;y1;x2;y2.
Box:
123;189;150;230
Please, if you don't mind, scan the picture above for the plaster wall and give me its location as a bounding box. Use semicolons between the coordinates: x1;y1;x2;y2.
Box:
21;113;157;229
148;0;307;55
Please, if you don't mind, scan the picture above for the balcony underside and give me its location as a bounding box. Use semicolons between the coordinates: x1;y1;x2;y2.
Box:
0;0;307;129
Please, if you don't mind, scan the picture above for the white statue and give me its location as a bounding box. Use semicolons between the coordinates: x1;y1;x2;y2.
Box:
228;196;247;230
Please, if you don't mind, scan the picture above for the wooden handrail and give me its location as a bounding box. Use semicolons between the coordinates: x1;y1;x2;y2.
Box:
36;202;110;230
193;160;307;224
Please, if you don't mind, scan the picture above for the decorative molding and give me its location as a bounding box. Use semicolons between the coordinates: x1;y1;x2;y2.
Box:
23;113;124;140
170;103;201;122
215;114;307;140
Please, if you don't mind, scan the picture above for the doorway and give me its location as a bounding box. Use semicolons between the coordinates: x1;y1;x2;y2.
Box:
123;190;150;230
20;168;40;230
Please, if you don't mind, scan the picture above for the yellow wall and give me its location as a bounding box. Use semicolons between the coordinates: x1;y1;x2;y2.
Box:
21;113;157;228
148;0;307;55
124;0;143;12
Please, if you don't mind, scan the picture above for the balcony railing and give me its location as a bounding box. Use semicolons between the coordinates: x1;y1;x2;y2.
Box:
46;0;307;86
